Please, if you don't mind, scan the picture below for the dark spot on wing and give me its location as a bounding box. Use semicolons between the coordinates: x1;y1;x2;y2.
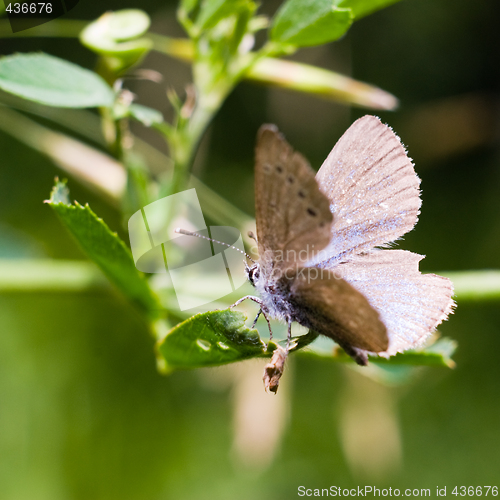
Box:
276;165;283;173
287;175;294;184
298;190;306;198
307;208;317;217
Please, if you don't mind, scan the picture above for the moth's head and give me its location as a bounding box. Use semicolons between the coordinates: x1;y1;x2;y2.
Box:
245;262;260;287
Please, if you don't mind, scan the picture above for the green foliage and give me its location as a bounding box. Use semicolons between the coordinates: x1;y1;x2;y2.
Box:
376;337;457;367
269;0;402;48
79;10;153;74
271;0;353;47
327;336;457;368
179;0;199;16
0;0;462;382
2;0;500;495
157;309;266;370
120;103;165;127
0;53;114;108
157;308;457;372
340;0;402;19
195;0;249;30
46;180;162;319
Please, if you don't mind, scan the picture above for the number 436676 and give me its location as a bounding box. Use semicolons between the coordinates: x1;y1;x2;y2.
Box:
452;487;498;496
6;3;53;13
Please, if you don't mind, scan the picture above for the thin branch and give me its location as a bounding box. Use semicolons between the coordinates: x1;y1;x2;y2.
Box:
0;260;108;292
443;270;500;301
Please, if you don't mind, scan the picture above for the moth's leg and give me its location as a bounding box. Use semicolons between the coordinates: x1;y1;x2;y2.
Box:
260;307;273;341
285;320;292;353
252;309;262;328
251;308;273;341
228;295;263;309
229;296;273;341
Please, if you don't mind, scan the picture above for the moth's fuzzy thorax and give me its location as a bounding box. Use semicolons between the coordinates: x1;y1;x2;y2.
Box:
248;263;295;323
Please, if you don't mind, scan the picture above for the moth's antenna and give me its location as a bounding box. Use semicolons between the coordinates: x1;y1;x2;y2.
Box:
175;228;256;264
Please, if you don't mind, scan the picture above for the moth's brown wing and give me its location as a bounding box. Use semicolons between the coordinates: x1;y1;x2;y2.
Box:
331;250;455;356
289;267;388;353
255;125;333;274
314;115;421;266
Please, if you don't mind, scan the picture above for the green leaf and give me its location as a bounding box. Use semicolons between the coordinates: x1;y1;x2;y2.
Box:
375;337;457;368
354;338;457;385
156;309;267;370
271;0;353;47
128;104;164;127
102;9;150;41
0;53;114;108
196;0;249;30
45;180;162;319
79;9;153;72
309;336;457;368
300;336;457;385
289;329;320;352
339;0;402;19
180;0;200;15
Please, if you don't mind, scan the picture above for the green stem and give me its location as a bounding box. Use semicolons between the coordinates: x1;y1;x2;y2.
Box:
148;34;398;110
443;270;500;301
1;260;498;302
161;75;233;197
0;260;108;292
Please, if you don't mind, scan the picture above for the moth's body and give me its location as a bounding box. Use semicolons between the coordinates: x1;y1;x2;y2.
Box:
249;116;454;378
247;262;371;364
252;269;293;322
247;264;314;332
247;258;307;328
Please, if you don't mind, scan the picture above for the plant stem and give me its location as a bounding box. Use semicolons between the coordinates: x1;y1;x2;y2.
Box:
0;260;108;292
443;270;500;301
1;260;498;301
148;34;398;110
160;69;234;197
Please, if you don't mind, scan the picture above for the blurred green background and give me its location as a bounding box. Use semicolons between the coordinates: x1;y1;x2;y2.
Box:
1;0;500;498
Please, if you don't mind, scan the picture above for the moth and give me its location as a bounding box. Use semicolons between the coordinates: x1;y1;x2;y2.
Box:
177;116;455;393
242;116;455;391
